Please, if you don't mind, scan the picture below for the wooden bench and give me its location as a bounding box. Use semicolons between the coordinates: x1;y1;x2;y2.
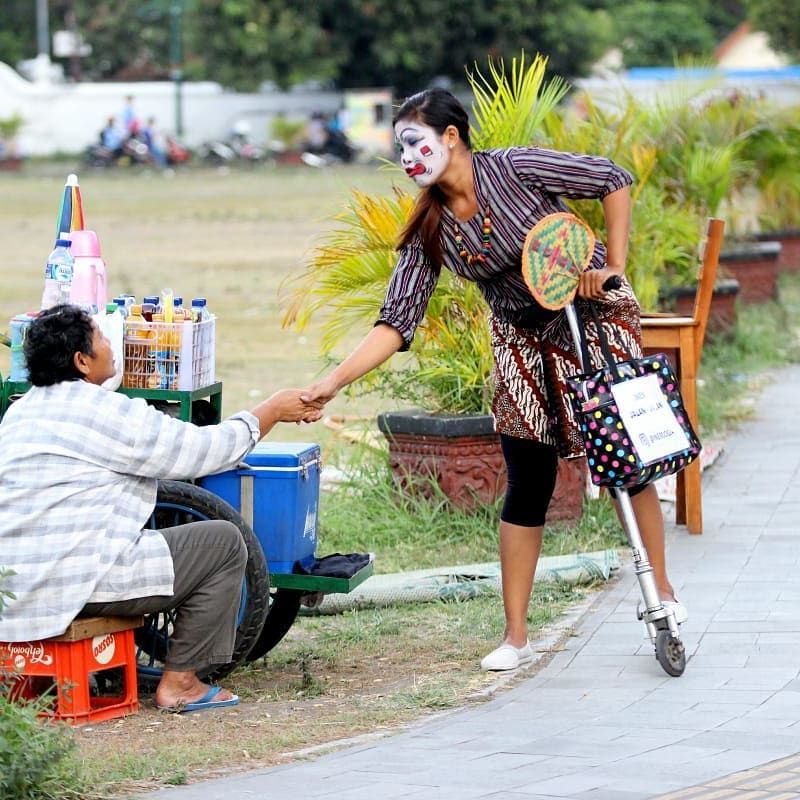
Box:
641;218;725;534
0;616;142;725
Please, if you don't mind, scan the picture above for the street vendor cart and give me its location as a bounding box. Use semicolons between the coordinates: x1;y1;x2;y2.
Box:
0;337;374;681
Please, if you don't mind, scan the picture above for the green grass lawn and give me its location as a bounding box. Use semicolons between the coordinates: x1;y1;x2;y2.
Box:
3;164;800;799
0;162;398;439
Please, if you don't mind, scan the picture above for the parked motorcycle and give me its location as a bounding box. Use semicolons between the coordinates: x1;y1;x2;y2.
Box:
83;134;151;168
301;129;359;168
165;136;191;166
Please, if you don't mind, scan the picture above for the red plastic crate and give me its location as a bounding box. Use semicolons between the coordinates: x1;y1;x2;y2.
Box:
0;616;140;726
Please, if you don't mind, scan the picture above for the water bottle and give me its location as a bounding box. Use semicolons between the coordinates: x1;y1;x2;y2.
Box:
191;297;210;323
173;296;186;321
41;238;74;310
102;303;125;391
113;296;129;318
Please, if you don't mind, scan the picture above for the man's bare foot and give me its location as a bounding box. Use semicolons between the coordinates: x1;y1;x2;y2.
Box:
154;669;236;709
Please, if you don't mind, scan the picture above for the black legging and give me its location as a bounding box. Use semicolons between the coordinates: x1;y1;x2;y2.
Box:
500;435;559;527
500;434;647;527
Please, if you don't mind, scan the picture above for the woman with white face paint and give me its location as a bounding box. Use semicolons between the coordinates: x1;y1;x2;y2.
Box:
302;88;686;671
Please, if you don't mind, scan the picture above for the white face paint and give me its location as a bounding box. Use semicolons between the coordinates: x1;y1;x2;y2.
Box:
394;120;451;187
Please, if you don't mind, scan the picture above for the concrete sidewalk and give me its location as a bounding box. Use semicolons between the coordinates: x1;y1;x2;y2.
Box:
142;365;800;800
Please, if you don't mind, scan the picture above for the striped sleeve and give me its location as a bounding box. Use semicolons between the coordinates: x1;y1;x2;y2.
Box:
376;237;439;350
507;147;633;200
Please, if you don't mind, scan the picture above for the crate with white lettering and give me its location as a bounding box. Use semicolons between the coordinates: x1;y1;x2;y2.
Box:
200;442;320;574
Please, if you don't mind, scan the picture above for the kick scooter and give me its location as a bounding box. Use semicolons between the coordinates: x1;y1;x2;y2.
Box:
522;212;687;677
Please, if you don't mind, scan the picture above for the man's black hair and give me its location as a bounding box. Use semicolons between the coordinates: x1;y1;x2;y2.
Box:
23;305;95;386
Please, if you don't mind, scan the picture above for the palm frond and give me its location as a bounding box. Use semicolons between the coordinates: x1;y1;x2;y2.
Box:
469;51;570;151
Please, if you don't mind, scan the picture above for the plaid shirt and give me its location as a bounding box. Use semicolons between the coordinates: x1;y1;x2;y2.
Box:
0;381;259;641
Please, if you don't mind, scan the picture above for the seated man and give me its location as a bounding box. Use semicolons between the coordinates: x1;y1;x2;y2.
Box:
100;116;124;155
0;305;321;711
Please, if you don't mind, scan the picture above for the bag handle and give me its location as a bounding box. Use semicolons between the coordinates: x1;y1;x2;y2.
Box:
573;301;627;383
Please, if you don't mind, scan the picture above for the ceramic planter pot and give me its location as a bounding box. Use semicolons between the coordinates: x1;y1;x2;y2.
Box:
719;241;781;304
377;410;585;522
754;230;800;273
667;278;740;336
0;157;22;172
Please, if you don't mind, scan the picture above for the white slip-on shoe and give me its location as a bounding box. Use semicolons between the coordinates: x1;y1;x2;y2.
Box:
480;641;534;671
662;597;688;624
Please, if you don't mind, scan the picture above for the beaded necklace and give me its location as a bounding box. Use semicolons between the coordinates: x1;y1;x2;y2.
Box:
453;205;492;266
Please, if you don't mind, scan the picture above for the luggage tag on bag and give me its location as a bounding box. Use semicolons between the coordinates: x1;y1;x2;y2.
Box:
610;374;691;464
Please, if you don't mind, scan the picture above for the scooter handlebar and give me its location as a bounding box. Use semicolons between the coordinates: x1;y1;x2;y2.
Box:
602;275;622;292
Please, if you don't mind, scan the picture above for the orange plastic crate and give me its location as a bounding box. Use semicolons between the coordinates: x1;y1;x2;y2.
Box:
0;616;141;726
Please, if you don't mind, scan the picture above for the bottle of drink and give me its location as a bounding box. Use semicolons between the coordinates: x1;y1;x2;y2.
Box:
151;310;173;389
127;304;145;325
102;302;125;391
113;297;129;317
191;297;210;322
173;296;186;321
123;304;148;389
143;295;159;321
41;238;74;310
161;288;174;324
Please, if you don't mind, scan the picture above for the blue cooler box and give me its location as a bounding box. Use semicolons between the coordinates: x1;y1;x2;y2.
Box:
200;441;320;573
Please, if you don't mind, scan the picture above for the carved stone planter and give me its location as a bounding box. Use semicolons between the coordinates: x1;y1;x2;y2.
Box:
755;230;800;273
377;410;585;522
719;241;781;304
0;157;22;172
668;278;740;336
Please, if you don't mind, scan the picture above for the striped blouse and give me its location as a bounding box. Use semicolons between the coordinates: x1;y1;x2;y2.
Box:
378;147;634;346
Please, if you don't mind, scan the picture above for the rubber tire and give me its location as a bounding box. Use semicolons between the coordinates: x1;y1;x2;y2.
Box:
245;589;303;661
654;628;686;677
136;480;269;681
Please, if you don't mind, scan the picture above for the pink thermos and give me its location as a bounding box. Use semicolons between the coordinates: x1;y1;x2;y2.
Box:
68;230;107;312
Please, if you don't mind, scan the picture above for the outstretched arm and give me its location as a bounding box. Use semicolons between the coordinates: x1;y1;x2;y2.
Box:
301;323;404;404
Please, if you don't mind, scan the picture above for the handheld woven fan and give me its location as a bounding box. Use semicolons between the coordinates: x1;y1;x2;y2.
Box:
522;212;596;310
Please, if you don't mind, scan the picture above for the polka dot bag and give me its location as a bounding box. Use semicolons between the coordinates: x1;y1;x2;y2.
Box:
566;308;701;490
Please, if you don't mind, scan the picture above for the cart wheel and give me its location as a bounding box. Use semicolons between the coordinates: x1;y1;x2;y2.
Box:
654;629;686;677
245;588;303;661
136;480;269;682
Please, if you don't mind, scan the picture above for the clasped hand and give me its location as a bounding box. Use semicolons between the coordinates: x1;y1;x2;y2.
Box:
577;265;621;301
267;388;325;424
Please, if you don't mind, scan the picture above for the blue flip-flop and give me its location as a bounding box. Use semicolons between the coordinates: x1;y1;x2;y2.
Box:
157;685;240;714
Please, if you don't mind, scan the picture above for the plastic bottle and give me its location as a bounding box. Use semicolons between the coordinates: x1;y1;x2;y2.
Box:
173;296;186;321
161;288;174;324
127;304;145;325
113;297;129;318
142;295;159;321
191;297;210;323
101;303;125;390
123;304;150;389
151;310;173;389
41;238;74;310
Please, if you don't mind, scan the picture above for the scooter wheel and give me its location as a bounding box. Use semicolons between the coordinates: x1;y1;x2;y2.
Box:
655;628;686;677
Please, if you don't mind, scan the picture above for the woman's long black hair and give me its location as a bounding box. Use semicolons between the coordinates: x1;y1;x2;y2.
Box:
393;89;471;268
